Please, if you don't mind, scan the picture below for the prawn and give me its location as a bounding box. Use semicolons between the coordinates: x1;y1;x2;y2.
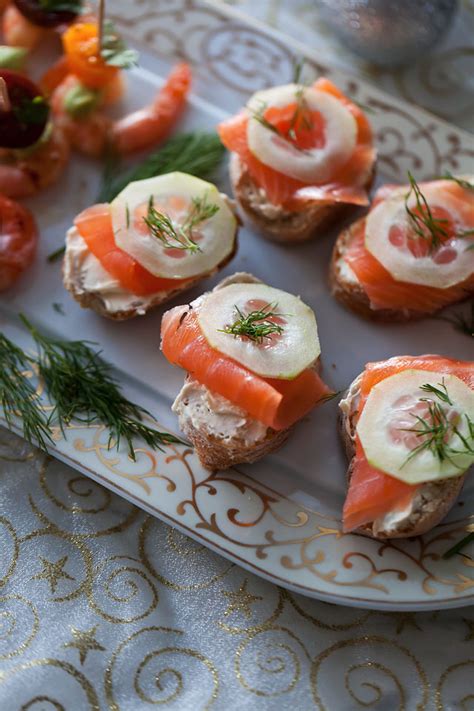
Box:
50;62;192;158
0;193;38;291
0;123;70;198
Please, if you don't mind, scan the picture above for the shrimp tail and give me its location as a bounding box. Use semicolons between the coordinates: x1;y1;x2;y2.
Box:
112;62;192;155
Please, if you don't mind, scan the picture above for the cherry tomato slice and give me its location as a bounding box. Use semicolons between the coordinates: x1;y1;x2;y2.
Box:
0;69;50;149
13;0;81;29
0;194;38;291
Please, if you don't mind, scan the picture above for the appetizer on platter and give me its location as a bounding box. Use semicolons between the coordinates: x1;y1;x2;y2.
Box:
64;172;238;320
42;19;191;158
218;77;376;243
330;175;474;320
2;0;84;51
0;68;70;197
0;193;38;290
161;272;332;470
340;355;474;539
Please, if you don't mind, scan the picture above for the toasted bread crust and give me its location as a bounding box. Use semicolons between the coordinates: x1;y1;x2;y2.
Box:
179;416;291;472
330;218;473;322
62;226;238;321
63;267;215;321
230;153;374;244
339;375;466;539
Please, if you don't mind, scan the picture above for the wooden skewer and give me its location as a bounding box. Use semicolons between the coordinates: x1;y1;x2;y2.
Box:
0;77;11;113
98;0;106;52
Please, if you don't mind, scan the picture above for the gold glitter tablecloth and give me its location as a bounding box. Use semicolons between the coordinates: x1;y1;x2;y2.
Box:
1;2;474;709
1;432;473;709
0;430;474;711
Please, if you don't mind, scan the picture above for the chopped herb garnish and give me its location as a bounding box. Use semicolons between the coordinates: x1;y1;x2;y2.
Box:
52;303;65;315
144;192;218;254
13;96;49;126
125;203;130;229
404;172;449;251
219;302;284;343
47;245;65;263
97;132;225;203
0;316;185;460
100;20;139;69
400;379;474;469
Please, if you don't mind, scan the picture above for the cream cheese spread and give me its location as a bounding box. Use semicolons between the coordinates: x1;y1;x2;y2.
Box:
63;227;165;315
172;379;268;446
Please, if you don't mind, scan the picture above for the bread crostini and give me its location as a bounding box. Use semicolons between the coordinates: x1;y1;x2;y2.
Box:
63;172;238;320
330;175;474;321
339;354;474;539
161;272;332;470
218;78;376;243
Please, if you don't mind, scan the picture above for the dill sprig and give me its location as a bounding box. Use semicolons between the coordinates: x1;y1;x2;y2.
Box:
3;316;184;460
405;172;449;251
144;192;218;254
219;302;284;344
441;172;474;192
47;245;66;263
443;531;474;559
0;334;53;451
400;379;474;469
98;132;225;203
182;193;220;235
251;57;313;151
436;300;474;338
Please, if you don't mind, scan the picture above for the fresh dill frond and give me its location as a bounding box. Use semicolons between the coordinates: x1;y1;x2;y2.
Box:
404;172;450;251
219;302;284;344
440;172;474;192
419;380;453;405
292;57;304;85
182;192;220;236
443;531;474;559
52;303;65;316
400;379;474;469
144;197;201;254
11;316;185;460
47;245;66;263
251;100;283;137
0;333;53;451
435;300;474;338
97;132;225;203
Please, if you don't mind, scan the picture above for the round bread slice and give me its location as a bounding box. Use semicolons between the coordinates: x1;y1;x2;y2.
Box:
339;373;467;539
169;271;323;471
329;218;473;322
62;221;238;321
230;153;374;244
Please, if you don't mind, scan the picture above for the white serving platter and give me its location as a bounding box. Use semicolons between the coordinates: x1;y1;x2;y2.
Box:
1;0;473;610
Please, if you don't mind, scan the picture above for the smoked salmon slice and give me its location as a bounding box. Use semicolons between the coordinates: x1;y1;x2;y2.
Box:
344;219;474;313
218;78;375;207
161;306;331;430
343;355;474;532
75;205;189;296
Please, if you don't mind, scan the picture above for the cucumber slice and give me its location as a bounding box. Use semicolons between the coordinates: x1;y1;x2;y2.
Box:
246;83;357;184
357;369;474;484
111;172;237;280
197;282;320;380
365;182;474;288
